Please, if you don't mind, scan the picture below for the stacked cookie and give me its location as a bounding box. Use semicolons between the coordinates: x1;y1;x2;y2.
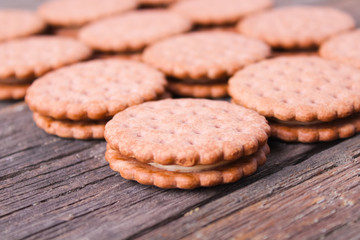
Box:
143;31;270;98
0;36;91;100
105;99;270;189
229;56;360;142
26;59;167;139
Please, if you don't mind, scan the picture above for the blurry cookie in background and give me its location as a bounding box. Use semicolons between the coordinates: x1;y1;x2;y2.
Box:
37;0;138;27
171;0;272;26
238;6;355;49
0;36;92;100
143;31;270;98
0;10;46;42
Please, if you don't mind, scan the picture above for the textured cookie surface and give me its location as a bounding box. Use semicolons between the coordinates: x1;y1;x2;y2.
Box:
106;144;269;189
171;0;272;25
229;56;360;122
270;114;360;143
79;10;192;52
38;0;137;27
33;113;105;139
0;10;46;42
105;99;270;166
26;59;166;121
238;6;355;48
0;36;92;80
320;30;360;69
167;81;228;98
143;31;270;81
0;83;29;100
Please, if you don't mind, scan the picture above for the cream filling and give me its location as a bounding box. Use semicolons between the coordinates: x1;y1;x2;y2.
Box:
270;118;323;126
148;161;230;173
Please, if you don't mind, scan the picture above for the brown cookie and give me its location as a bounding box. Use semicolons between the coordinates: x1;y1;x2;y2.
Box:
79;10;192;53
0;10;46;42
238;6;355;49
0;83;29;100
171;0;272;26
320;29;360;69
105;99;270;166
270;113;360;143
33;112;105;139
0;36;92;81
26;59;167;121
143;31;270;81
106;143;269;189
229;56;360;122
167;81;228;98
37;0;138;27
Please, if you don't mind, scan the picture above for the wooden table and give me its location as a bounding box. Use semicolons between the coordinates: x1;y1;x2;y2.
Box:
1;0;359;239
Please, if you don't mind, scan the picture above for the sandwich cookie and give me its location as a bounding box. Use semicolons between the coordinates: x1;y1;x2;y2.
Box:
105;99;270;189
171;0;272;26
238;6;355;49
0;10;46;42
320;29;360;69
79;10;192;53
229;56;360;142
143;31;270;98
26;59;167;139
37;0;138;27
0;36;92;100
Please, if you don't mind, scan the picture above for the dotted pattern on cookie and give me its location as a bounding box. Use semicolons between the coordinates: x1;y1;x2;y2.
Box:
270;113;360;142
171;0;273;25
37;0;138;27
167;81;228;98
26;59;167;121
0;36;92;80
105;99;270;166
229;56;360;122
143;31;270;81
79;10;192;52
238;6;355;48
0;83;29;100
106;144;269;189
0;10;46;42
320;29;360;69
33;113;105;139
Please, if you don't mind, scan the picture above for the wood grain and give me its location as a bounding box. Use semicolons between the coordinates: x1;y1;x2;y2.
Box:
0;0;360;239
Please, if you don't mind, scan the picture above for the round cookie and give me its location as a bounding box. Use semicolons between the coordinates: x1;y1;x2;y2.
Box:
0;83;30;100
270;113;360;143
79;10;192;52
105;99;270;166
143;31;270;81
171;0;272;26
26;59;167;121
0;10;46;42
106;143;269;189
320;29;360;69
238;6;355;49
167;81;228;98
33;113;105;139
229;56;360;122
0;36;92;81
37;0;138;27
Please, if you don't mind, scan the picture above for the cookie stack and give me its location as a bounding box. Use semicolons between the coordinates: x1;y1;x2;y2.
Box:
26;59;167;139
143;31;270;98
229;56;360;142
0;36;91;100
105;99;270;189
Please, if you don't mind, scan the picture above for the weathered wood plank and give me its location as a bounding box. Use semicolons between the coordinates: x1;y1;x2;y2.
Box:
0;105;339;240
137;135;360;240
